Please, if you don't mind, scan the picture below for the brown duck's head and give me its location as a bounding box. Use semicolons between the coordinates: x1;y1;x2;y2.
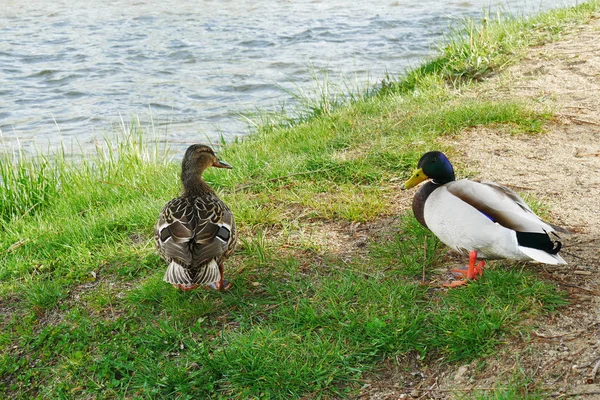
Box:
182;144;232;175
180;144;232;193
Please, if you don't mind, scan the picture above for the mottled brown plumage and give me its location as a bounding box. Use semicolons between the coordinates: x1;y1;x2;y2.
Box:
155;144;236;291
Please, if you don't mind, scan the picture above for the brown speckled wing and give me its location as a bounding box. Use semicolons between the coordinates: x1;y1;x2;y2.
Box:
155;197;194;265
188;195;236;266
155;193;236;284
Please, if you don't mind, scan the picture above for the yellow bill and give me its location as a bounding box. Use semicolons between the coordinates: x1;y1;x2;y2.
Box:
401;168;429;190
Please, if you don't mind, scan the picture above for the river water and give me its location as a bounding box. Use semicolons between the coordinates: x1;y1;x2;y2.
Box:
0;0;581;153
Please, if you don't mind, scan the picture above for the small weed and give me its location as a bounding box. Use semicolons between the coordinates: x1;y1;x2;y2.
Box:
24;279;69;314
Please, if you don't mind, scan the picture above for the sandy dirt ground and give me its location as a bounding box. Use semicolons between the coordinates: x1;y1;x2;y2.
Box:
358;15;600;400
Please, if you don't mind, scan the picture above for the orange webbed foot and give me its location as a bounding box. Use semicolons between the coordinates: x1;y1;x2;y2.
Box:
442;251;485;288
442;279;471;288
474;260;485;277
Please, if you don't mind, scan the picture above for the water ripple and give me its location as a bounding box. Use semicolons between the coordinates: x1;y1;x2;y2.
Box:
0;0;581;153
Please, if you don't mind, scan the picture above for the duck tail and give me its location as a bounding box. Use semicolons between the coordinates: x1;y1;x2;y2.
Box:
515;230;567;265
163;261;193;286
516;231;563;254
519;246;567;265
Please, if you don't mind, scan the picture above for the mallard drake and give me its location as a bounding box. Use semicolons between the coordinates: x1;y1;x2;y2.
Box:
155;144;236;291
402;151;566;287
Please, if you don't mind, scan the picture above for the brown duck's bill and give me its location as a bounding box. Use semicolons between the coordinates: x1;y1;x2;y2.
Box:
213;159;233;169
401;168;428;190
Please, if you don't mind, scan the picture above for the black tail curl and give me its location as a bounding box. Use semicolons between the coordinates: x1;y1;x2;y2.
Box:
549;240;562;255
516;231;563;254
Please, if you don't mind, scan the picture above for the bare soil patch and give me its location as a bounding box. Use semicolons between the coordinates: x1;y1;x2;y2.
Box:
359;15;600;399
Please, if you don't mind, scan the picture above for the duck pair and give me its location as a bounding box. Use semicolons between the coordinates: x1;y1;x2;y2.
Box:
155;145;566;291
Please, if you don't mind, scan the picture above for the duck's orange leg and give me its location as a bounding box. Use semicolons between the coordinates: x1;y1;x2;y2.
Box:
443;250;485;288
216;262;232;291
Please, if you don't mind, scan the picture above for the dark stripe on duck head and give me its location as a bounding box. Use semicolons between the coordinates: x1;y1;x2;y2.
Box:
516;231;562;254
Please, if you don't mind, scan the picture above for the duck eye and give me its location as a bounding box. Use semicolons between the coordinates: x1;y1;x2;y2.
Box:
432;157;437;163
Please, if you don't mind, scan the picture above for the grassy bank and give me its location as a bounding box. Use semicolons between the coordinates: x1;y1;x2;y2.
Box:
2;2;599;398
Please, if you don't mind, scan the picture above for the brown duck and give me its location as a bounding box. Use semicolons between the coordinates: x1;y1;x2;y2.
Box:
155;144;236;291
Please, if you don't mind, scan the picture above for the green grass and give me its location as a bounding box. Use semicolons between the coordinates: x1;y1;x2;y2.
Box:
382;0;600;93
1;1;596;398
